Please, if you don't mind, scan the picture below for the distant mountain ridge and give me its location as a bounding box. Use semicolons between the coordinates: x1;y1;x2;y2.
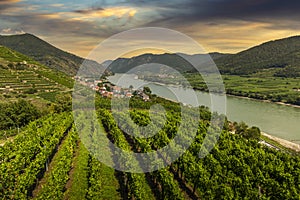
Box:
0;33;102;75
106;36;300;77
107;52;230;73
1;33;299;77
215;35;300;77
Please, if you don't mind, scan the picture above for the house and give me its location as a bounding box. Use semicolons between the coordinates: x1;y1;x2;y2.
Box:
141;93;149;101
103;91;113;98
125;92;133;98
112;86;122;93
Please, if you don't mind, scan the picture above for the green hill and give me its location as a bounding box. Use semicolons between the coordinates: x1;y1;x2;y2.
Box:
107;52;229;73
215;36;300;77
0;33;102;75
0;45;73;103
107;36;300;78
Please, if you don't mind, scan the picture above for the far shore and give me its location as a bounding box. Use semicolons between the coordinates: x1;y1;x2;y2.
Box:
135;75;300;109
262;132;300;152
226;94;300;109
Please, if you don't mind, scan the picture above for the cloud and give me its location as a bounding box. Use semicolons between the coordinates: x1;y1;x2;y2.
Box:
0;0;21;4
2;0;300;58
141;0;300;24
74;6;104;14
73;6;138;19
50;4;65;8
0;0;21;11
0;28;25;35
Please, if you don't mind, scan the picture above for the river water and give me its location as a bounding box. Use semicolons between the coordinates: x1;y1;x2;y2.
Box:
108;74;300;144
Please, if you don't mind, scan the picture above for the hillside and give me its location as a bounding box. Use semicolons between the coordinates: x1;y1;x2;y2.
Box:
107;36;300;78
215;36;300;77
0;45;73;103
0;33;102;75
107;52;229;73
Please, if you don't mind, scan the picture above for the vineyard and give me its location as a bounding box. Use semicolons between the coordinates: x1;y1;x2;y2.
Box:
0;45;73;103
1;95;300;200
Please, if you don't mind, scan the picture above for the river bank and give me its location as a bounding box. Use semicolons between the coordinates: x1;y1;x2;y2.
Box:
226;94;300;109
262;132;300;152
142;76;300;109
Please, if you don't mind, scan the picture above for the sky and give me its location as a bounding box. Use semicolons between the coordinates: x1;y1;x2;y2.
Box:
1;0;300;59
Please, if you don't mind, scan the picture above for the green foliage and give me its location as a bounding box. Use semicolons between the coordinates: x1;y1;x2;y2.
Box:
235;121;248;135
103;96;300;199
0;100;41;131
35;127;78;200
24;88;38;94
50;93;72;113
36;69;74;89
1;90;299;200
86;157;121;200
244;126;261;140
215;36;300;76
143;86;152;95
0;45;73;104
98;109;158;200
65;142;90;200
0;113;73;199
0;45;35;63
38;91;59;102
234;122;261;140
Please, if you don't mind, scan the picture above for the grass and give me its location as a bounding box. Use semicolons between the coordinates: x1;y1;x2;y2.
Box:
64;141;90;200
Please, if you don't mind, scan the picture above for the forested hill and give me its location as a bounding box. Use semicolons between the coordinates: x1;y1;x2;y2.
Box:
107;52;229;73
0;33;102;75
107;36;300;77
215;35;300;77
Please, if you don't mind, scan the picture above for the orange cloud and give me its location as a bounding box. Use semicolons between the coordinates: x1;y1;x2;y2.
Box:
0;0;20;4
73;6;138;20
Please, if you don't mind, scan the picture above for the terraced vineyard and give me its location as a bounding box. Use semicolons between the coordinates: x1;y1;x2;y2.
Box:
0;45;73;102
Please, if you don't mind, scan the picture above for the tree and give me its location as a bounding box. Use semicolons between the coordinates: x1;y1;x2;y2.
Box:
244;126;261;140
143;86;152;95
0;100;40;130
235;121;248;135
50;93;72;113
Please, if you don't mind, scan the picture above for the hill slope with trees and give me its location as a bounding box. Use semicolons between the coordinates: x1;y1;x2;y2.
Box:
0;33;102;75
215;36;300;77
106;36;300;78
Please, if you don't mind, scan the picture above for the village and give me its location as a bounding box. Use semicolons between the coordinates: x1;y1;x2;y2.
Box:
74;76;150;101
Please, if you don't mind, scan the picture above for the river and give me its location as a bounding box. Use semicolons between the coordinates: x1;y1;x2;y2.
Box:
108;74;300;144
